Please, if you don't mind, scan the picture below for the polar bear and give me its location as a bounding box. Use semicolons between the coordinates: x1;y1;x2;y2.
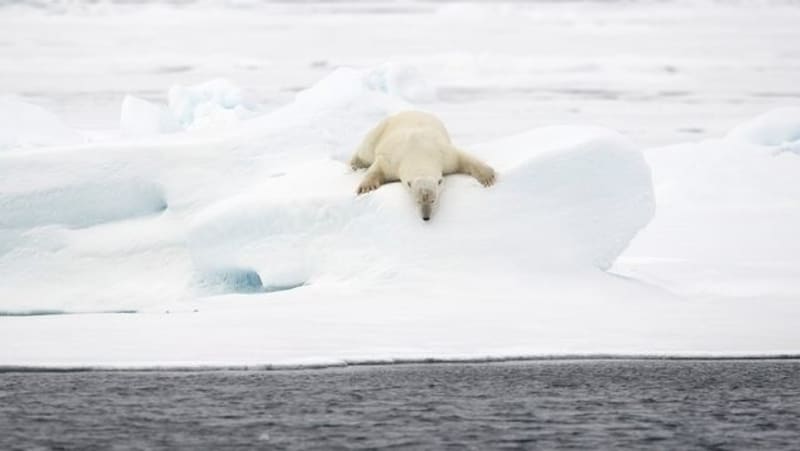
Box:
350;111;496;221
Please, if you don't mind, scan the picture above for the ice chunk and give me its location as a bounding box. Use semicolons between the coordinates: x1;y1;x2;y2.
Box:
194;266;306;295
726;107;800;149
120;95;181;137
118;80;261;135
0;97;85;151
363;63;437;103
167;78;257;130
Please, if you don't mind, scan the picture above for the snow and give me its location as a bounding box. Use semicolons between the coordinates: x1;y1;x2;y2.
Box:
0;97;86;151
614;109;800;299
1;0;799;368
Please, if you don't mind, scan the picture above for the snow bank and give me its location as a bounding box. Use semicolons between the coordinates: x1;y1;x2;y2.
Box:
0;97;85;151
0;146;166;229
188;126;653;296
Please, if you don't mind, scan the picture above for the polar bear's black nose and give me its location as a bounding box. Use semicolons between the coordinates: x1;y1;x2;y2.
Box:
423;216;430;221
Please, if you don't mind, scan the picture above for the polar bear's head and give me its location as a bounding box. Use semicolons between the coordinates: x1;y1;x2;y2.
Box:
405;176;443;221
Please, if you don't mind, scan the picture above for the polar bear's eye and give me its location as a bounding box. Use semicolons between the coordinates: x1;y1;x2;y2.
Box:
407;181;411;187
437;179;443;185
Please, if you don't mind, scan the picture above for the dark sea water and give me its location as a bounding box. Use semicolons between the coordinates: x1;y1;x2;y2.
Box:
2;360;799;450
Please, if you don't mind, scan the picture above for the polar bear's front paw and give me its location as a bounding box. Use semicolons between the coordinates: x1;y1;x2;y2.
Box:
357;174;382;195
357;182;377;194
473;165;496;187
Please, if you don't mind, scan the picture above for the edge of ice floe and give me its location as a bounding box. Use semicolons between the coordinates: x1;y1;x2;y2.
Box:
2;353;799;373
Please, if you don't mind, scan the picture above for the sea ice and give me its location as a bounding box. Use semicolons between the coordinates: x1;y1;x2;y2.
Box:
1;65;798;367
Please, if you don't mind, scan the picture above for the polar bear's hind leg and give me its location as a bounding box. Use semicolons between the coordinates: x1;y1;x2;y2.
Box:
350;118;388;171
350;154;370;170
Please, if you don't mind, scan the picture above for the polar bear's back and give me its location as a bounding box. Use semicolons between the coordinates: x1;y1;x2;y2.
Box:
352;110;462;180
382;111;450;140
375;111;453;159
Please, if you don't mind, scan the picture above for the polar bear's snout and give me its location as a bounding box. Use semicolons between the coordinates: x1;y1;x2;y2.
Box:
421;203;432;221
409;177;440;221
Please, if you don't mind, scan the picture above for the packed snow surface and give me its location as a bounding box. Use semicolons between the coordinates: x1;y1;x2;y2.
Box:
1;1;799;367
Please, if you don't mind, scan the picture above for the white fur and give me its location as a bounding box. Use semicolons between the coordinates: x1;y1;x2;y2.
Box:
350;111;495;220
